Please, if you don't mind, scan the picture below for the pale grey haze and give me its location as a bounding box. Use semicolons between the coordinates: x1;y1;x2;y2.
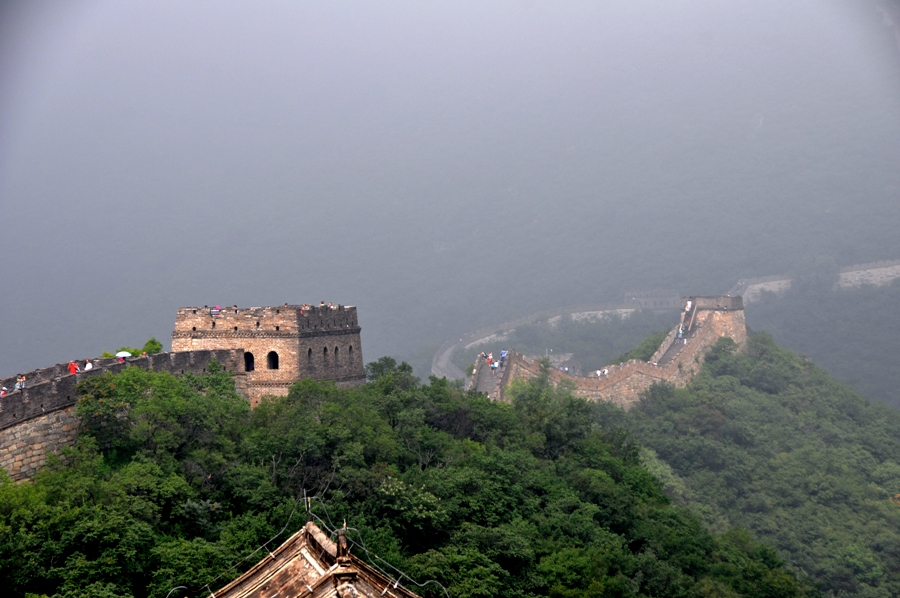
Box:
2;0;899;377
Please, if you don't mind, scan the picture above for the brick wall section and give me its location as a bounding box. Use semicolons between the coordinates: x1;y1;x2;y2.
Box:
838;260;900;288
728;260;900;303
0;350;245;482
1;350;245;432
0;303;368;483
0;406;79;481
442;292;707;381
171;304;365;406
649;314;686;365
493;297;747;409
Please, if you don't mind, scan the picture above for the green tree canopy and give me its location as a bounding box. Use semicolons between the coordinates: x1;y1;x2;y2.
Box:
0;361;815;597
99;338;164;359
625;333;900;596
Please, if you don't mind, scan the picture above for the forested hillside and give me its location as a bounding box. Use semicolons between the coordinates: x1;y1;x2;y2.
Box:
746;278;900;408
622;334;900;597
0;362;813;598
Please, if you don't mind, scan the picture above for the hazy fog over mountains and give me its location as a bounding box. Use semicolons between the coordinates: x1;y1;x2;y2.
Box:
1;0;899;376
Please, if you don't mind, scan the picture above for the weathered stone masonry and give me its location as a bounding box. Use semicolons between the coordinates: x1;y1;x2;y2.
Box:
1;303;367;482
475;296;747;409
171;304;365;406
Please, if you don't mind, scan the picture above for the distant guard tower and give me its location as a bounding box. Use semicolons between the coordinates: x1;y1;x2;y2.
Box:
172;304;365;406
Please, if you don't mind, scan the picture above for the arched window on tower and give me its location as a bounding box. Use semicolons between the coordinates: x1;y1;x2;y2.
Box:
244;352;255;372
267;351;279;370
307;348;312;360
334;346;339;360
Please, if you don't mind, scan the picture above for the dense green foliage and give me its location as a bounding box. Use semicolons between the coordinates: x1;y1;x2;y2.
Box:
99;338;164;359
623;334;900;597
454;311;679;375
612;332;669;365
746;278;900;408
0;361;813;598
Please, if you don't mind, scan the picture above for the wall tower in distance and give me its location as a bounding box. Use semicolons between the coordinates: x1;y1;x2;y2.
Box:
172;304;365;405
469;295;746;409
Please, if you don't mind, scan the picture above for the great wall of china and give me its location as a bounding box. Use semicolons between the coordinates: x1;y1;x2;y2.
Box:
430;292;681;381
0;303;365;482
727;259;900;302
0;350;246;481
467;296;746;409
435;259;900;381
442;259;900;409
3;260;900;483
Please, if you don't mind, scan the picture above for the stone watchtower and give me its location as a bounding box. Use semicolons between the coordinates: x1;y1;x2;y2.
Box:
172;304;365;406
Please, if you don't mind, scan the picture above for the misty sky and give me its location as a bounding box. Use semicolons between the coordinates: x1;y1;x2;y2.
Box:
2;0;899;376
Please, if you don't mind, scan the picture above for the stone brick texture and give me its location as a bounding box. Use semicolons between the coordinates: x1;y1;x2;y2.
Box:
838;260;900;288
172;304;365;406
492;296;747;410
0;406;79;481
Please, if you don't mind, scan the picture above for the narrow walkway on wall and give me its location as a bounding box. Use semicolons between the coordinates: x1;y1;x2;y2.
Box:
469;353;509;399
656;308;697;367
474;365;500;395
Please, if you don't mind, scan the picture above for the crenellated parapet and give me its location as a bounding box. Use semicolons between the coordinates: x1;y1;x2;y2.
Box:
172;303;365;406
172;304;360;339
0;349;246;482
473;296;747;409
0;350;245;432
2;302;367;482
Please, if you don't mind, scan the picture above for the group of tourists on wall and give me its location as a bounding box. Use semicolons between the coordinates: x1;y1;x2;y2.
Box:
299;302;338;315
209;305;238;317
66;359;94;375
206;302;343;318
479;350;509;375
1;353;138;397
1;374;29;396
208;305;242;317
0;375;24;396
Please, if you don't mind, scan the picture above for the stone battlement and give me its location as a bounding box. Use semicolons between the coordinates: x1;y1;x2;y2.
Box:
1;301;369;482
0;350;245;430
690;295;744;311
172;303;365;405
173;304;359;338
471;296;747;408
0;349;246;481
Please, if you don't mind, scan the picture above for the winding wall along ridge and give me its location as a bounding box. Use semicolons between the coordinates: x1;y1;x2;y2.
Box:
472;297;746;409
440;259;900;381
439;296;719;381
